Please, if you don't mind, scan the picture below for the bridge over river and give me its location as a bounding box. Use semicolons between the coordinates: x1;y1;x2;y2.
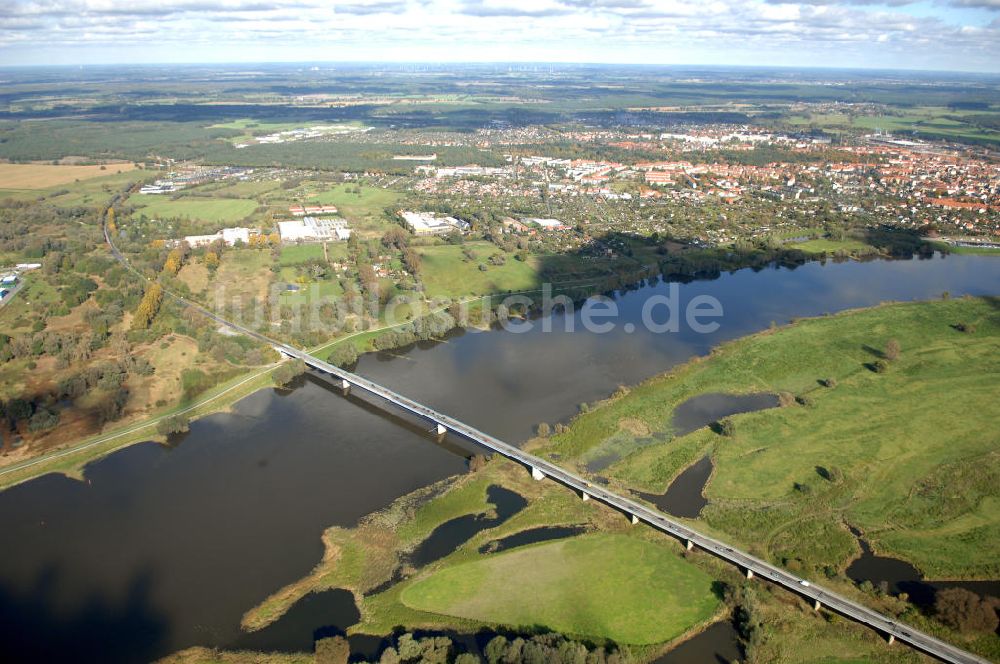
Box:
104;222;989;664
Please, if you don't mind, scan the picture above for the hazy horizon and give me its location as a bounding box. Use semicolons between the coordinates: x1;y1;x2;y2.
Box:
1;60;998;78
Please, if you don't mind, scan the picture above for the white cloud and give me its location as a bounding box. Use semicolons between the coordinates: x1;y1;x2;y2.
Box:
0;0;997;70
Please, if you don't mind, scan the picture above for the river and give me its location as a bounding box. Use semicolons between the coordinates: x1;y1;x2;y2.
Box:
1;253;998;662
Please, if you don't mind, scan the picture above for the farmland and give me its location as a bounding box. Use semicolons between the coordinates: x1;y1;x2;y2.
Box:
0;162;137;189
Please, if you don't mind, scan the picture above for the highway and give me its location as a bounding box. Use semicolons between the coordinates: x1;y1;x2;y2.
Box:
104;221;990;664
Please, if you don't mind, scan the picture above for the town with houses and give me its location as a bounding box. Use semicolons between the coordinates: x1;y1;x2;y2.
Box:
134;123;998;266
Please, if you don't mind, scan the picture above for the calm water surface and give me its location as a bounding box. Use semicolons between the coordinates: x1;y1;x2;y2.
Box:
640;456;713;519
1;254;998;662
356;254;1000;441
671;393;780;438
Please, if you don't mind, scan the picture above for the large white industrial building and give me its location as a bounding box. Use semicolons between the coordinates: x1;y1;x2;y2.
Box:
278;216;351;242
183;227;255;247
400;211;469;236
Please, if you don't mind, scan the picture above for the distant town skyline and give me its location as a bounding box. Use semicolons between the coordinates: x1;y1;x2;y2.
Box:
2;0;998;72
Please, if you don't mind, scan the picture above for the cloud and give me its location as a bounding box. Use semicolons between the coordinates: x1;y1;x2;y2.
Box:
455;0;574;17
0;0;997;70
333;1;411;14
947;0;1000;9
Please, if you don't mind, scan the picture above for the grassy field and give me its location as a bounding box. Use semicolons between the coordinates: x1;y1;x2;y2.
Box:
242;460;601;631
130;194;257;223
243;457;722;652
212;249;273;302
400;533;720;645
176;261;210;294
542;296;1000;580
278;243;325;266
0;162;136;189
790;238;877;255
784;106;1000;145
157;647;309;664
276;276;344;307
417;242;541;298
201;179;282;198
306;183;401;228
0;276;61;334
931;241;1000;256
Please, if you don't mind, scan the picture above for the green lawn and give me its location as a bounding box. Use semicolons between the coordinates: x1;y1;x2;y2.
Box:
790;238;876;254
277;278;343;306
204;179;282;198
418;242;541;298
400;533;720;645
130;194;257;223
278;244;325;266
931;241;1000;256
544;296;1000;579
306;184;401;227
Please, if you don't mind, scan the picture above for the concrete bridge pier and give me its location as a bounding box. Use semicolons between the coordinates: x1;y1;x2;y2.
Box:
581;491;590;501
745;569;754;580
630;514;640;525
886;634;895;645
813;599;821;611
435;423;447;436
686;539;694;551
339;379;350;392
531;467;546;481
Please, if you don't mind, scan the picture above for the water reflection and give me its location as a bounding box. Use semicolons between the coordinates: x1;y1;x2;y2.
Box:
233;589;359;653
354;254;1000;443
1;255;998;661
0;375;469;662
651;621;742;664
409;486;527;567
639;457;713;519
671;393;779;438
846;528;1000;609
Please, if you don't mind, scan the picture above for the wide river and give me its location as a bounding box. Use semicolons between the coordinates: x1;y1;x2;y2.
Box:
1;254;998;662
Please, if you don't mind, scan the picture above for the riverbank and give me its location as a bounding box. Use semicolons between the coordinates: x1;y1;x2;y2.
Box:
538;295;999;654
237;455;731;661
0;294;492;493
146;296;1000;663
239;458;724;641
0;362;283;491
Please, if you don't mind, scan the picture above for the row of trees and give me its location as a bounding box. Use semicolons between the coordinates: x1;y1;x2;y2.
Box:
132;283;164;330
315;631;631;664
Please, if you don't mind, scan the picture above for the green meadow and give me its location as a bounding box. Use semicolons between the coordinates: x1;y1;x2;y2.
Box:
400;533;720;645
417;242;541;298
544;296;1000;579
130;194;257;223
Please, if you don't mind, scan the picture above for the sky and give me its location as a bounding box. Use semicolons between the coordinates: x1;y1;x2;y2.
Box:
1;0;998;72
